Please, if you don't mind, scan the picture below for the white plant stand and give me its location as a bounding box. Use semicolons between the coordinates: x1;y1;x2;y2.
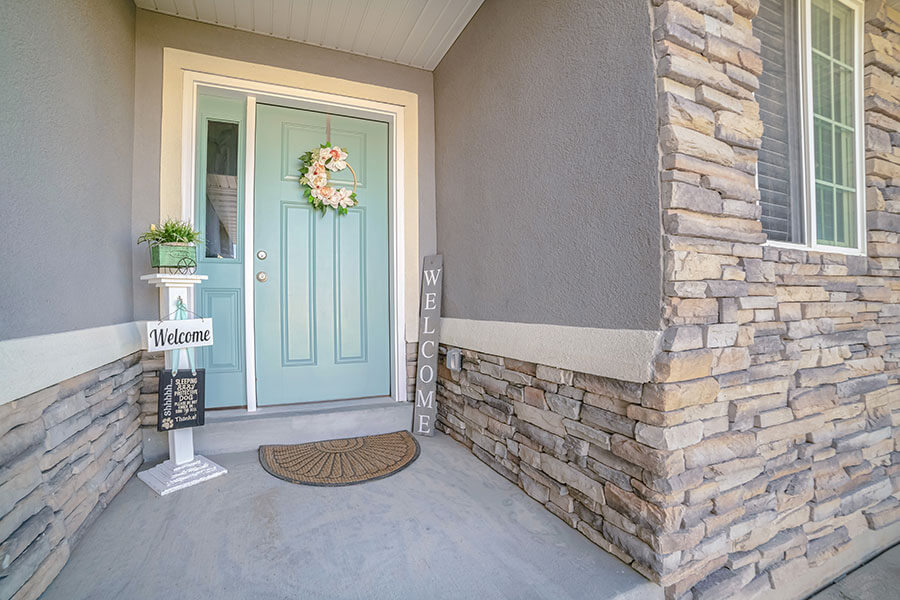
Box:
137;273;227;496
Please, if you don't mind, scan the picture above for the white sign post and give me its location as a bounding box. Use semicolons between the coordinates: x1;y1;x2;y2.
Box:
138;273;227;496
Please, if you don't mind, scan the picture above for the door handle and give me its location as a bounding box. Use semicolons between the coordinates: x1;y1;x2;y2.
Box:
256;271;268;283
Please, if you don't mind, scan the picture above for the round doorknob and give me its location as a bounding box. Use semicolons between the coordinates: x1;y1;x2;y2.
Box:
256;271;268;282
257;250;267;260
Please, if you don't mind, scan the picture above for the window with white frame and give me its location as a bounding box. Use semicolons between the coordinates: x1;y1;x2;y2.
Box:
757;0;864;251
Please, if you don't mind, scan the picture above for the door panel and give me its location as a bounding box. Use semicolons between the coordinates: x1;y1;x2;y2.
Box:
334;207;367;362
195;94;247;409
281;202;316;365
201;289;242;370
254;104;390;405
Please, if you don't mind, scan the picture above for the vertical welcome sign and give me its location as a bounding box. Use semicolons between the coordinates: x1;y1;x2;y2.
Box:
413;255;443;436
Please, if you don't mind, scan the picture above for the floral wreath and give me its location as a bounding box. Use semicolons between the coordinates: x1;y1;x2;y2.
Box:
299;143;358;215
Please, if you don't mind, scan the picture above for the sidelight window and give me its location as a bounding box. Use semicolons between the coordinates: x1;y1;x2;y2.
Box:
204;120;240;259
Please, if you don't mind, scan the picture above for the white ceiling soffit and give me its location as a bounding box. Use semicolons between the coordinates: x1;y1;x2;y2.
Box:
133;0;484;71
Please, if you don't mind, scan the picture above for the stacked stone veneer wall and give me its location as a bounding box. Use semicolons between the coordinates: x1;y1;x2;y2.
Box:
0;353;143;599
139;351;164;429
406;342;418;402
438;1;900;599
437;354;675;570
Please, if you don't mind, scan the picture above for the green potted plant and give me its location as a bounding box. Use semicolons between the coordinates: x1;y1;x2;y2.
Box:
137;219;202;269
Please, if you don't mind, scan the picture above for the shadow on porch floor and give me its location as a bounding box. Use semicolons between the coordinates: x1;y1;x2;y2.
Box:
42;432;660;600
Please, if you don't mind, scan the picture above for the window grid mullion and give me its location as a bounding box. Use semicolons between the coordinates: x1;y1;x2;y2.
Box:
811;47;853;71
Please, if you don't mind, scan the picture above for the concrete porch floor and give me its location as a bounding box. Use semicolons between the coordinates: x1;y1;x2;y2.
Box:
41;432;660;600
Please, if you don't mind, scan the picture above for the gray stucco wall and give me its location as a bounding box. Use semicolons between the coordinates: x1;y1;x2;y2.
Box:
131;9;437;321
0;0;136;340
433;0;662;330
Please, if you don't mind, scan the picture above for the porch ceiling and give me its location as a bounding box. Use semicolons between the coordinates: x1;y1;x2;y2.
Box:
132;0;483;70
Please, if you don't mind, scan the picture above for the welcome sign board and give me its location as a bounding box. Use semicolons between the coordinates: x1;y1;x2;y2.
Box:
412;255;443;436
146;319;214;352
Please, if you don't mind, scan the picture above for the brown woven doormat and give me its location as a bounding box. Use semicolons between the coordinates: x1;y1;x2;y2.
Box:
258;430;420;486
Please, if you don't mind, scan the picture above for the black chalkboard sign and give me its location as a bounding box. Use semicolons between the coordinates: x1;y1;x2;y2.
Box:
157;369;206;431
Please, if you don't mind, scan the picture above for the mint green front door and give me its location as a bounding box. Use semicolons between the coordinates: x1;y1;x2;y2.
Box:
253;104;391;405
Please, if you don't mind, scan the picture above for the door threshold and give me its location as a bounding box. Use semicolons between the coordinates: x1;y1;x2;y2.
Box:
205;396;397;424
144;396;412;462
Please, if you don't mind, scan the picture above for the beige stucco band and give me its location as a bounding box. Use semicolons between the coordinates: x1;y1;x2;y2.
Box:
0;322;145;406
440;318;661;383
159;48;420;342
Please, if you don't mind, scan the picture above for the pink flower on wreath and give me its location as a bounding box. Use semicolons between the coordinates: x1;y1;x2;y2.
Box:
336;188;355;208
315;186;335;202
326;147;348;172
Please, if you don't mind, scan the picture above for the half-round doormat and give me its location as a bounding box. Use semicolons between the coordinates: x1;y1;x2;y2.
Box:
258;430;420;486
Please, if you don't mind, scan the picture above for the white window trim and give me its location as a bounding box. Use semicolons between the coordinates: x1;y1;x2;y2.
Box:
764;0;866;257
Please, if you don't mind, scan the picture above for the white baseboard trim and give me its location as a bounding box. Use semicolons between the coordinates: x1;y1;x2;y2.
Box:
0;321;145;406
439;318;661;383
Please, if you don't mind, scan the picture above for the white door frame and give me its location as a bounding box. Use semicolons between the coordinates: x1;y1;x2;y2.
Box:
179;68;409;411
